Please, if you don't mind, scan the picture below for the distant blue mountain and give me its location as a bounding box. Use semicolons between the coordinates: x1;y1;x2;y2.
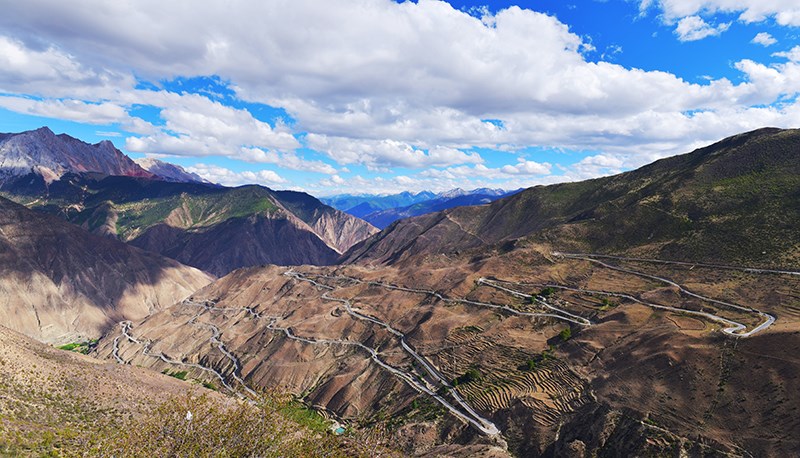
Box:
334;188;521;229
321;191;437;218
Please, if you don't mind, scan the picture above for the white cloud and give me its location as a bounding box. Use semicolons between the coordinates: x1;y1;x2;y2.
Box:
185;163;287;187
674;16;730;41
1;1;800;186
640;1;800;26
0;96;128;124
500;159;552;175
239;147;337;174
305;134;484;169
0;35;133;99
751;32;777;46
124;93;300;159
773;45;800;62
419;161;551;180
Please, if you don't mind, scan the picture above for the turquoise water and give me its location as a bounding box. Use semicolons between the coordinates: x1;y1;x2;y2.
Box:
333;427;346;435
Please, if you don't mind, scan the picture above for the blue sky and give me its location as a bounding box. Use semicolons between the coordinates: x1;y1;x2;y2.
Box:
0;0;798;195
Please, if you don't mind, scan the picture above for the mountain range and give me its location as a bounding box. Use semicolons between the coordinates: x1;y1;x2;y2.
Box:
1;126;799;456
324;188;519;229
0;127;377;276
0;127;152;182
321;190;438;217
347;127;799;267
92;128;799;456
134;157;211;184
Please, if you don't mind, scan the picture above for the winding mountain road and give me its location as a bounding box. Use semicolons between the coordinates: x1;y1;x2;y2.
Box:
551;252;776;337
115;320;241;396
264;316;500;435
108;252;774;438
477;278;592;326
306;273;591;326
284;270;501;435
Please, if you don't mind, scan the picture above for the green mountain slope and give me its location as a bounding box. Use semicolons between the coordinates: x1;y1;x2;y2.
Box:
345;128;800;267
1;174;376;276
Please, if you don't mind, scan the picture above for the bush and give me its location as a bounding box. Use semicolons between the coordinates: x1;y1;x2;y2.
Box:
559;328;572;341
453;368;482;386
539;287;556;297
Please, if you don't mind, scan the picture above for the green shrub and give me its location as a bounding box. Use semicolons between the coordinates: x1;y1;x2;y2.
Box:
453;368;482;386
539;287;556;297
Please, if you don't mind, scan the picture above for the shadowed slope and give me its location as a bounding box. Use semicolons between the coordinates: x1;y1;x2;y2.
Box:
0;196;213;343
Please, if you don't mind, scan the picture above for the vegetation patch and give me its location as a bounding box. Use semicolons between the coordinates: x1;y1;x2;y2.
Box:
57;340;98;355
598;296;619;311
539;287;556;297
452;367;482;386
161;369;189;381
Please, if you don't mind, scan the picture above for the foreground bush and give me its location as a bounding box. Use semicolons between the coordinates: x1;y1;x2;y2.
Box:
80;391;391;457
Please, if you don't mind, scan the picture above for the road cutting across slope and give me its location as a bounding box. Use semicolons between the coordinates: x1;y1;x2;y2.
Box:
553;252;800;277
305;273;591;326
551;252;776;337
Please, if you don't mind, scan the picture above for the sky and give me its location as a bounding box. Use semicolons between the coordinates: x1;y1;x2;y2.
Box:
0;0;799;196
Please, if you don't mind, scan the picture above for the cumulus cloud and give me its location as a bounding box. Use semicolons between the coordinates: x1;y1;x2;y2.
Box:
185;163;287;187
305;134;484;169
674;16;730;41
751;32;777;46
0;35;133;99
125;93;301;159
239;147;337;174
500;159;552;175
1;0;800;188
0;96;127;124
640;0;800;26
773;46;800;62
419;160;551;180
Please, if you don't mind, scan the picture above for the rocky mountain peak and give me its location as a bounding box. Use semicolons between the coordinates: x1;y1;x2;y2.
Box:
134;157;210;184
0;127;153;182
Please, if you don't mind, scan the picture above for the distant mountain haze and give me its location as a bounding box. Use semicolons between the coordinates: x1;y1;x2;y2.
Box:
324;188;520;229
361;188;522;229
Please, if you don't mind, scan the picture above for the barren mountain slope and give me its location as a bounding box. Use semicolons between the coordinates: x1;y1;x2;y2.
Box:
94;245;800;456
134;157;210;183
273;190;379;252
0;325;384;457
0;324;220;453
0;196;213;343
